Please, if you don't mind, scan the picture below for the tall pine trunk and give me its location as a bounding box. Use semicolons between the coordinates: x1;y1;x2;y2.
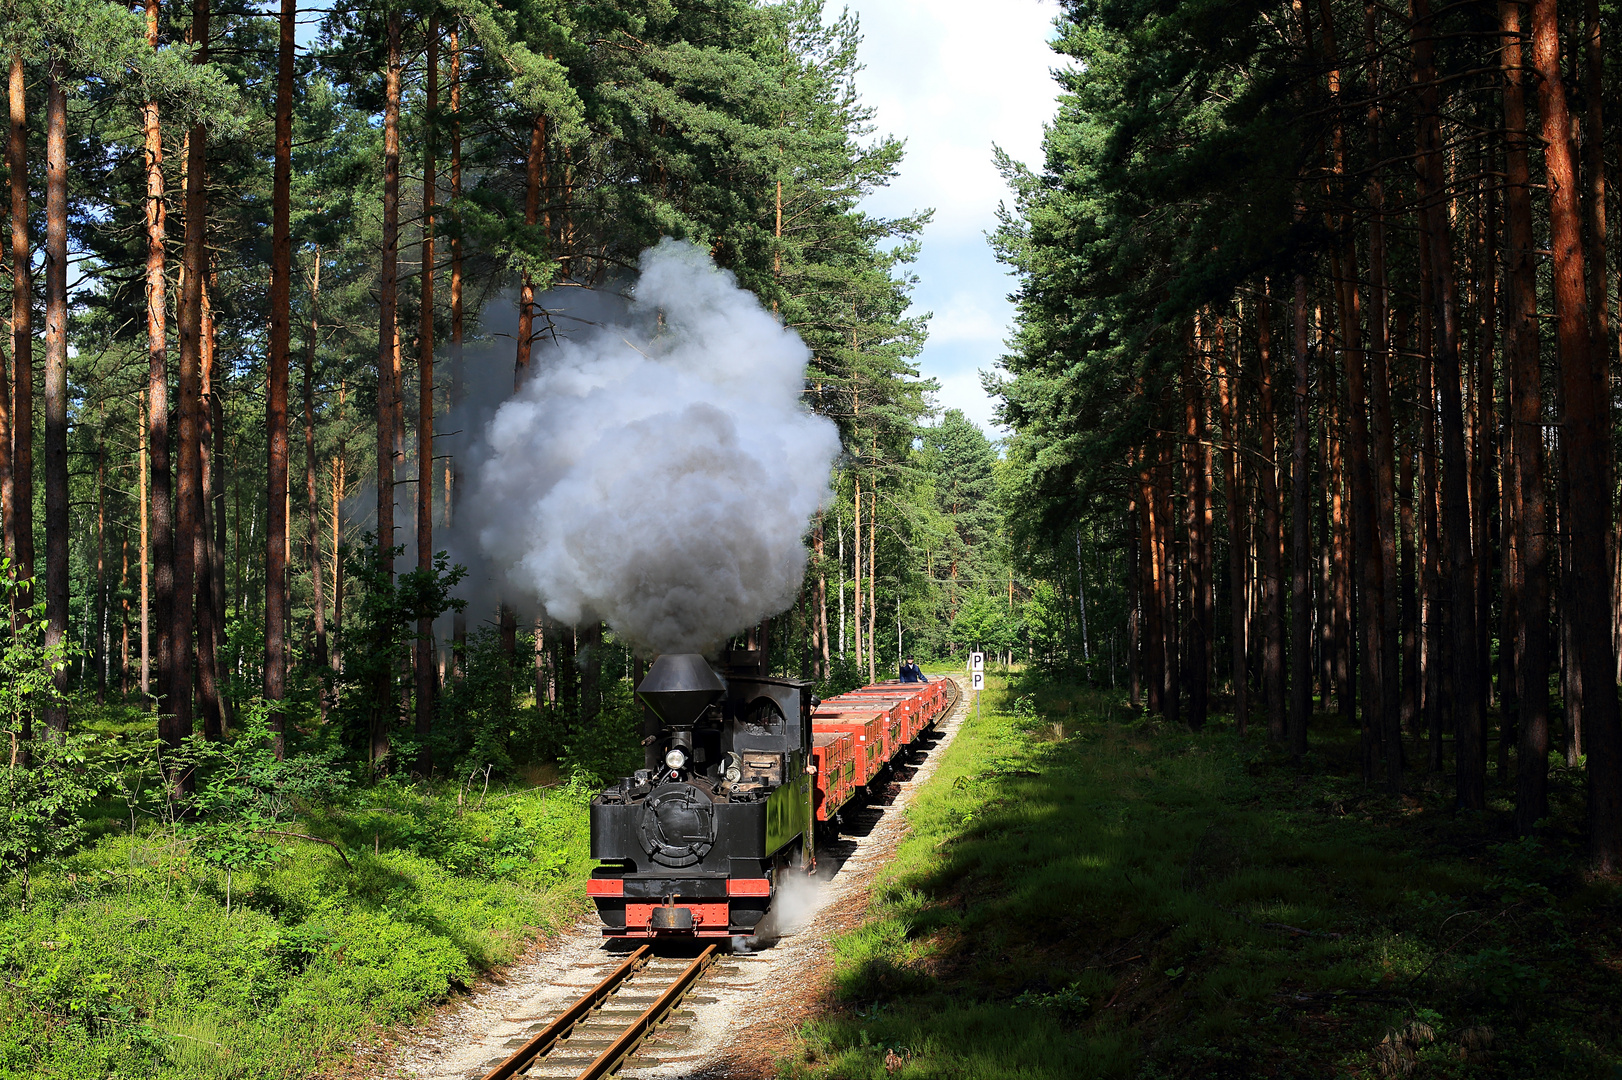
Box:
867;482;877;684
1531;0;1620;867
1183;330;1209;729
448;25;466;674
4;53;23;588
42;59;68;738
1501;0;1550;833
1138;456;1162;715
139;8;169;715
1218;315;1247;735
1257;284;1285;740
515;114;546;386
1289;263;1312;755
1364;2;1403;783
304;251;326;673
8;54;31;745
196;270;223;738
264;0;295;756
1413;0;1482;806
373;9;402;769
1157;452;1180;724
170;0;211;749
416;19;438;769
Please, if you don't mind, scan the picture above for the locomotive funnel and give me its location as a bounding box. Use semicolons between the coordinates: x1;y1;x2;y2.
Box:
637;653;725;728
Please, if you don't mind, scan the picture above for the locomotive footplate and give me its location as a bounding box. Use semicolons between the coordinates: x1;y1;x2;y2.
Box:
588;870;774;937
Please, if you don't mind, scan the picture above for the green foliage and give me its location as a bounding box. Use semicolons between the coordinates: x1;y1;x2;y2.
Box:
432;627;548;777
557;677;642;788
781;672;1622;1079
950;593;1022;659
0;767;594;1079
329;539;466;770
428;625;643;785
0;571;90;902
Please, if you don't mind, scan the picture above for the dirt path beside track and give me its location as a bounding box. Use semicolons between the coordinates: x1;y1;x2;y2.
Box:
365;683;971;1080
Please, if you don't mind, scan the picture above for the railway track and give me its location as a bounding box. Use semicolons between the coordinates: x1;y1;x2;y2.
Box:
445;685;967;1080
479;945;719;1080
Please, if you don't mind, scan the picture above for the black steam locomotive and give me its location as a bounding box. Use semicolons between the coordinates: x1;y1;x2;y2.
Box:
586;643;816;938
587;629;955;939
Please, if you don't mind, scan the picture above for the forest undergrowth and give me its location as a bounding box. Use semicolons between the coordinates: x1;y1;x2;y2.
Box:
0;704;611;1080
782;672;1622;1079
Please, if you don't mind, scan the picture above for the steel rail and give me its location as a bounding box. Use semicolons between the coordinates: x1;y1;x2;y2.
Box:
479;945;650;1080
573;944;718;1080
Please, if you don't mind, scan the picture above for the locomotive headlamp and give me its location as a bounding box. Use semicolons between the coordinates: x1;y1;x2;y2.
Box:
664;747;689;771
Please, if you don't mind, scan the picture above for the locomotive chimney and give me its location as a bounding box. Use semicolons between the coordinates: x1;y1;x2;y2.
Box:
636;653;725;728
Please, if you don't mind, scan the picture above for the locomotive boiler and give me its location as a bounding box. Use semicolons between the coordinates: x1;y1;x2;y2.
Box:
587;643;955;939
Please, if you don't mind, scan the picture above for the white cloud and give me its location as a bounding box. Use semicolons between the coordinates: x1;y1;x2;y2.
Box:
849;0;1065;240
842;0;1063;439
928;368;1006;439
926;293;1008;344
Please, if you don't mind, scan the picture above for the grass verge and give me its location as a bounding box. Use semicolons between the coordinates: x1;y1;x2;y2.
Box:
1;764;594;1079
781;671;1622;1079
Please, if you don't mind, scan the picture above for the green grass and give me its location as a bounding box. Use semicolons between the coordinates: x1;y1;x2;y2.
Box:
782;670;1622;1079
0;717;596;1080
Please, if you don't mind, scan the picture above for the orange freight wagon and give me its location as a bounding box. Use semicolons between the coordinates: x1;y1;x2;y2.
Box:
811;712;887;784
812;730;857;820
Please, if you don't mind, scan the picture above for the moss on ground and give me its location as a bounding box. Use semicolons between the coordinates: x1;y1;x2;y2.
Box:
781;670;1622;1079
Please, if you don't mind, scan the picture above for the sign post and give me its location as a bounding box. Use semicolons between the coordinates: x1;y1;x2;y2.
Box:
969;652;985;722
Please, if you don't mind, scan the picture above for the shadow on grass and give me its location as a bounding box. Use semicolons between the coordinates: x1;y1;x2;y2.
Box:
782;673;1622;1079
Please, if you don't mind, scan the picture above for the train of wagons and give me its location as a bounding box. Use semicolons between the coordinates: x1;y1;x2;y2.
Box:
587;643;956;939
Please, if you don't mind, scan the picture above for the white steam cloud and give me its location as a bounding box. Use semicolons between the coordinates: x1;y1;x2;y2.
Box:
459;240;841;655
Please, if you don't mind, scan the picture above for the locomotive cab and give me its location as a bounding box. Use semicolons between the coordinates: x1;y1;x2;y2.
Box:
588;650;815;938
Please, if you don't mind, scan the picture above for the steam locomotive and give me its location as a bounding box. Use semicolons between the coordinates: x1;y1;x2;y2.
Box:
587;638;955;938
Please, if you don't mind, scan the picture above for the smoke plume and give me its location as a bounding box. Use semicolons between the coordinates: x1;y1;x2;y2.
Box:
455;239;840;655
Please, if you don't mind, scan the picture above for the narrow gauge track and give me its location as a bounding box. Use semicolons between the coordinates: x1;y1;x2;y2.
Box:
456;680;966;1080
479;945;717;1080
385;680;971;1080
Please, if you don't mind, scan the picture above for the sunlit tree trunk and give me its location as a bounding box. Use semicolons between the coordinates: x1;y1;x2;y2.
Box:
867;479;877;684
3;52;22;585
42;59;68;739
448;25;466;675
9;53;33;626
305;251;326;681
1531;0;1619;867
7;50;30;756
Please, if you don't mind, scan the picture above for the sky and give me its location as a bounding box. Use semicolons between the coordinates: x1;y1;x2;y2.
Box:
836;0;1066;437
